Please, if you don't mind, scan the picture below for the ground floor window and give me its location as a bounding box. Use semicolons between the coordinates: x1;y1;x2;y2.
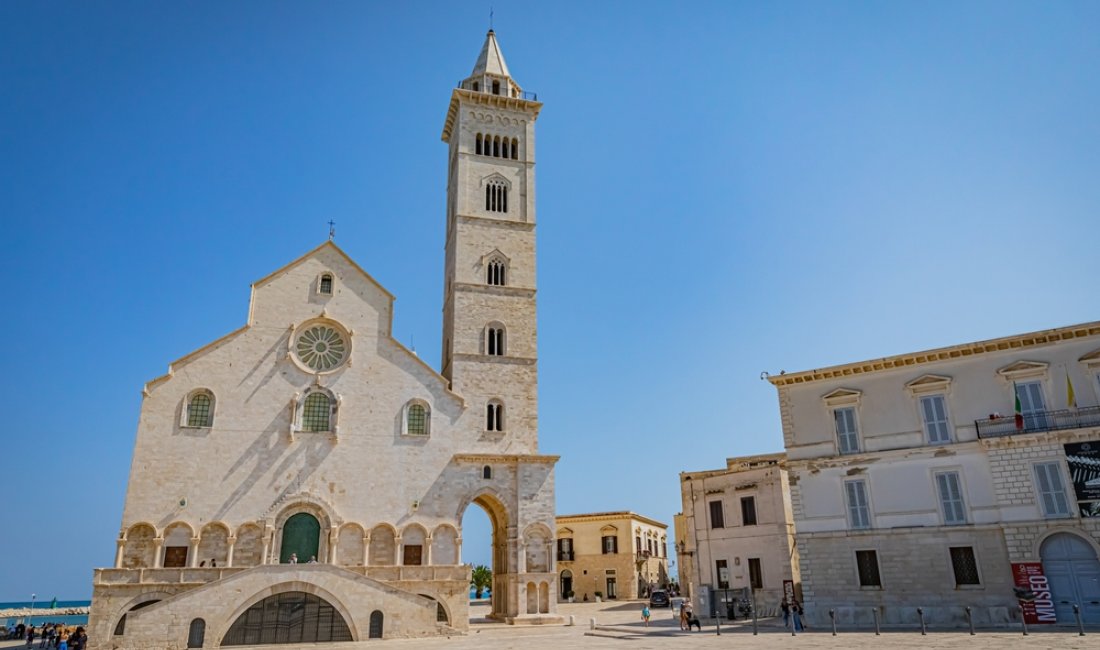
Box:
950;546;980;586
855;550;881;587
222;592;352;645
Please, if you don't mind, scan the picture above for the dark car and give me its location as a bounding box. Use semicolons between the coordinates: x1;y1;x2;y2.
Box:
649;590;670;607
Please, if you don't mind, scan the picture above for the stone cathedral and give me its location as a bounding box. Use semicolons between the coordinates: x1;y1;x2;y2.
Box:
88;31;560;648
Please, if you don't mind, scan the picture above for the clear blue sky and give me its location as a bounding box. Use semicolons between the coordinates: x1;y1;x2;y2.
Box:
1;1;1098;601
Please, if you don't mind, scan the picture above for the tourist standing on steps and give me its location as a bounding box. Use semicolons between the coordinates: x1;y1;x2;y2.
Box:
288;553;298;564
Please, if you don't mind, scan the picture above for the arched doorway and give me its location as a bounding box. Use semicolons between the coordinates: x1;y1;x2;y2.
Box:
1041;532;1100;624
460;493;511;620
222;592;352;645
280;513;320;564
560;570;573;601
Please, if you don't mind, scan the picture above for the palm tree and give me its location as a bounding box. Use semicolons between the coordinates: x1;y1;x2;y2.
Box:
470;564;492;599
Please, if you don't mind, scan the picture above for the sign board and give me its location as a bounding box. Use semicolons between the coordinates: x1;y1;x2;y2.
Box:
783;579;795;604
1064;440;1100;517
1011;562;1056;624
718;565;730;586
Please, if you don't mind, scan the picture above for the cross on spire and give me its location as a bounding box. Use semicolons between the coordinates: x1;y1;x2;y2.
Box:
328;220;336;240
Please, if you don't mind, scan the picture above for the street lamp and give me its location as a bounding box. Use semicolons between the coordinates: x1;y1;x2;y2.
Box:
26;593;36;626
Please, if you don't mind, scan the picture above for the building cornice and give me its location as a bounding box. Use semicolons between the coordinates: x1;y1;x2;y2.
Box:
556;511;668;530
768;321;1100;387
456;214;535;230
441;89;542;142
453;282;536;299
453;453;559;465
453;353;536;366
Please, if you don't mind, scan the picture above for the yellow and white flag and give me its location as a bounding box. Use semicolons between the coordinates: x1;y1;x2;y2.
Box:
1067;371;1077;409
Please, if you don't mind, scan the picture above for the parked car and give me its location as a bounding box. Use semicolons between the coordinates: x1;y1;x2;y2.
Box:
649;590;670;607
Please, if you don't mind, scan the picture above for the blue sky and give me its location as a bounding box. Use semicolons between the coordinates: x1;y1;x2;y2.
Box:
1;1;1098;600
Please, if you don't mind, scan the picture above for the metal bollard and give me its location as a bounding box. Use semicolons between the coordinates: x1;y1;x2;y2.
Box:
1073;604;1085;636
965;606;974;636
872;606;881;635
715;611;720;636
1019;607;1028;636
917;607;927;635
829;609;837;636
792;611;797;637
752;602;758;636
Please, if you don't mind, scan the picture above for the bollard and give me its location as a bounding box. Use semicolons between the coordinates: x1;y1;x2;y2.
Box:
568;615;575;627
751;602;758;636
715;611;720;636
872;606;881;635
917;607;927;635
1019;606;1028;636
829;609;837;636
589;618;596;630
965;606;974;636
1073;604;1085;636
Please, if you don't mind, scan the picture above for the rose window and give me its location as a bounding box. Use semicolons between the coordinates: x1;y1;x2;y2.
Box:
295;325;348;371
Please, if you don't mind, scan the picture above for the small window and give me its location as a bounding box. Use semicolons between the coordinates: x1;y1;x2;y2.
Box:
492;80;500;95
406;402;428;436
493;136;500;158
511;137;519;160
748;558;763;589
715;559;729;589
856;550;881;587
708;501;724;529
476;133;483;155
319;274;333;295
1034;461;1071;517
936;472;966;525
187;618;206;649
487;259;506;286
845;480;871;529
186;392;214;428
487;326;505;356
950;546;980;586
302;393;332;432
741;496;757;526
834;407;859;454
602;535;618;554
483;465;492;479
485;181;508;213
635;536;642;553
920;394;951;443
486;401;504;431
472;81;479;92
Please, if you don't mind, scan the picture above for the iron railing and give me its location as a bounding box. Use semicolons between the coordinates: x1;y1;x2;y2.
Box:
456;81;538;101
974;405;1100;438
557;551;574;561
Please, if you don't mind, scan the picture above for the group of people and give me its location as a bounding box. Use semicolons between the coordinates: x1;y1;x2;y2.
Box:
5;623;87;650
678;600;703;631
285;553;319;564
780;597;806;631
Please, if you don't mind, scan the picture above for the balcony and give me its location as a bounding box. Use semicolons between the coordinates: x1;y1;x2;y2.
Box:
975;405;1100;439
557;551;574;561
456;81;538;101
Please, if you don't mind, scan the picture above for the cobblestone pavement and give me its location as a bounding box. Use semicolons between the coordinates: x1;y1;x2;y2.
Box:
3;600;1093;649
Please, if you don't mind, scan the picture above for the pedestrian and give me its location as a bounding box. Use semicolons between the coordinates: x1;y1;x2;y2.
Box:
26;626;35;648
308;555;318;564
641;604;651;627
57;630;68;650
792;599;804;632
288;553;298;564
780;598;790;628
679;602;689;631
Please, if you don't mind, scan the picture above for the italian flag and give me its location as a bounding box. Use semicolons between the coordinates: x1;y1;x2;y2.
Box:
1014;382;1024;430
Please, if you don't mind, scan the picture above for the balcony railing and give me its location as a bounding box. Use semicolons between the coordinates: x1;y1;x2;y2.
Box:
557;551;574;561
975;405;1100;439
456;81;538;101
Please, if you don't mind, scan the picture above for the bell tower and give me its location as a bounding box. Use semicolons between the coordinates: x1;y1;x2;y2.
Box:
441;31;542;453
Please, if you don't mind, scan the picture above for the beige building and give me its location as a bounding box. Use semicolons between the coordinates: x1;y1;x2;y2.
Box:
555;512;669;602
89;30;562;649
678;454;800;617
768;321;1100;627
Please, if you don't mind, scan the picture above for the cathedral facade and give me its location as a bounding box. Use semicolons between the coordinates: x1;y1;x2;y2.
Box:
88;31;560;648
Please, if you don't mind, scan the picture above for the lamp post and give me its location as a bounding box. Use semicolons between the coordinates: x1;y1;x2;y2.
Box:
26;593;36;626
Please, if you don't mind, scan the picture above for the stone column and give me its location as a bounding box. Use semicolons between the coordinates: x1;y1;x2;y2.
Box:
189;537;201;568
152;538;164;568
425;535;433;566
114;539;125;568
519;540;527;573
261;531;271;565
226;536;237;568
395;536;404;566
328;527;338;564
455;536;462;565
362;534;370;567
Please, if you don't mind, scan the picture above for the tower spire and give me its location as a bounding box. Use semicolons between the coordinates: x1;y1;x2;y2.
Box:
470;29;511;79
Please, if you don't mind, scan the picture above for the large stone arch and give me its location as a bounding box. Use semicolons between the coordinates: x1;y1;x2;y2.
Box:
111;590;175;637
458;490;513;619
219;581;360;644
122;523;158;569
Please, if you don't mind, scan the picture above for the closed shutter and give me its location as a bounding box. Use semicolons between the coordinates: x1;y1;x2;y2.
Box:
936;472;966;524
1034;462;1071;516
920;395;950;443
835;408;859;454
846;480;870;529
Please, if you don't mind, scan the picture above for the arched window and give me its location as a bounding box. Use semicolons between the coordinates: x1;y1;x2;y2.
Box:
472;81;479;92
404;401;429;436
493;135;500;158
186;391;214;428
486;325;505;356
511;138;519;160
301;393;332;433
319;274;333;295
187;619;205;648
492;80;501;95
476;133;483;155
502;138;510;159
485;181;507;213
486;400;504;432
486;259;506;286
483;465;492;479
222;592;352;645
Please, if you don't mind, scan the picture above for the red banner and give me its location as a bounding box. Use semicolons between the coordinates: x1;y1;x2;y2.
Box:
1011;562;1056;624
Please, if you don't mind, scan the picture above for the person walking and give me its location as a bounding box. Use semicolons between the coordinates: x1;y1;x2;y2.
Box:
792;599;805;632
780;598;790;628
641;604;651;628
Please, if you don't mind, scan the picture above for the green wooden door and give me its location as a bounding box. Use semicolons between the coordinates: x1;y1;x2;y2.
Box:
280;513;320;563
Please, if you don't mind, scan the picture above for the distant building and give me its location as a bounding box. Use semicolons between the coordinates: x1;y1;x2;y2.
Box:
555;512;669;601
768;321;1100;627
678;453;800;616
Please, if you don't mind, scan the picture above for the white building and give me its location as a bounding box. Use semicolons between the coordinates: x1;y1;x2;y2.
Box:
89;30;562;649
768;321;1100;627
678;453;800;617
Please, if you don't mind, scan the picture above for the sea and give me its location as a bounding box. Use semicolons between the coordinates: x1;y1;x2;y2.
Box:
1;600;90;627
